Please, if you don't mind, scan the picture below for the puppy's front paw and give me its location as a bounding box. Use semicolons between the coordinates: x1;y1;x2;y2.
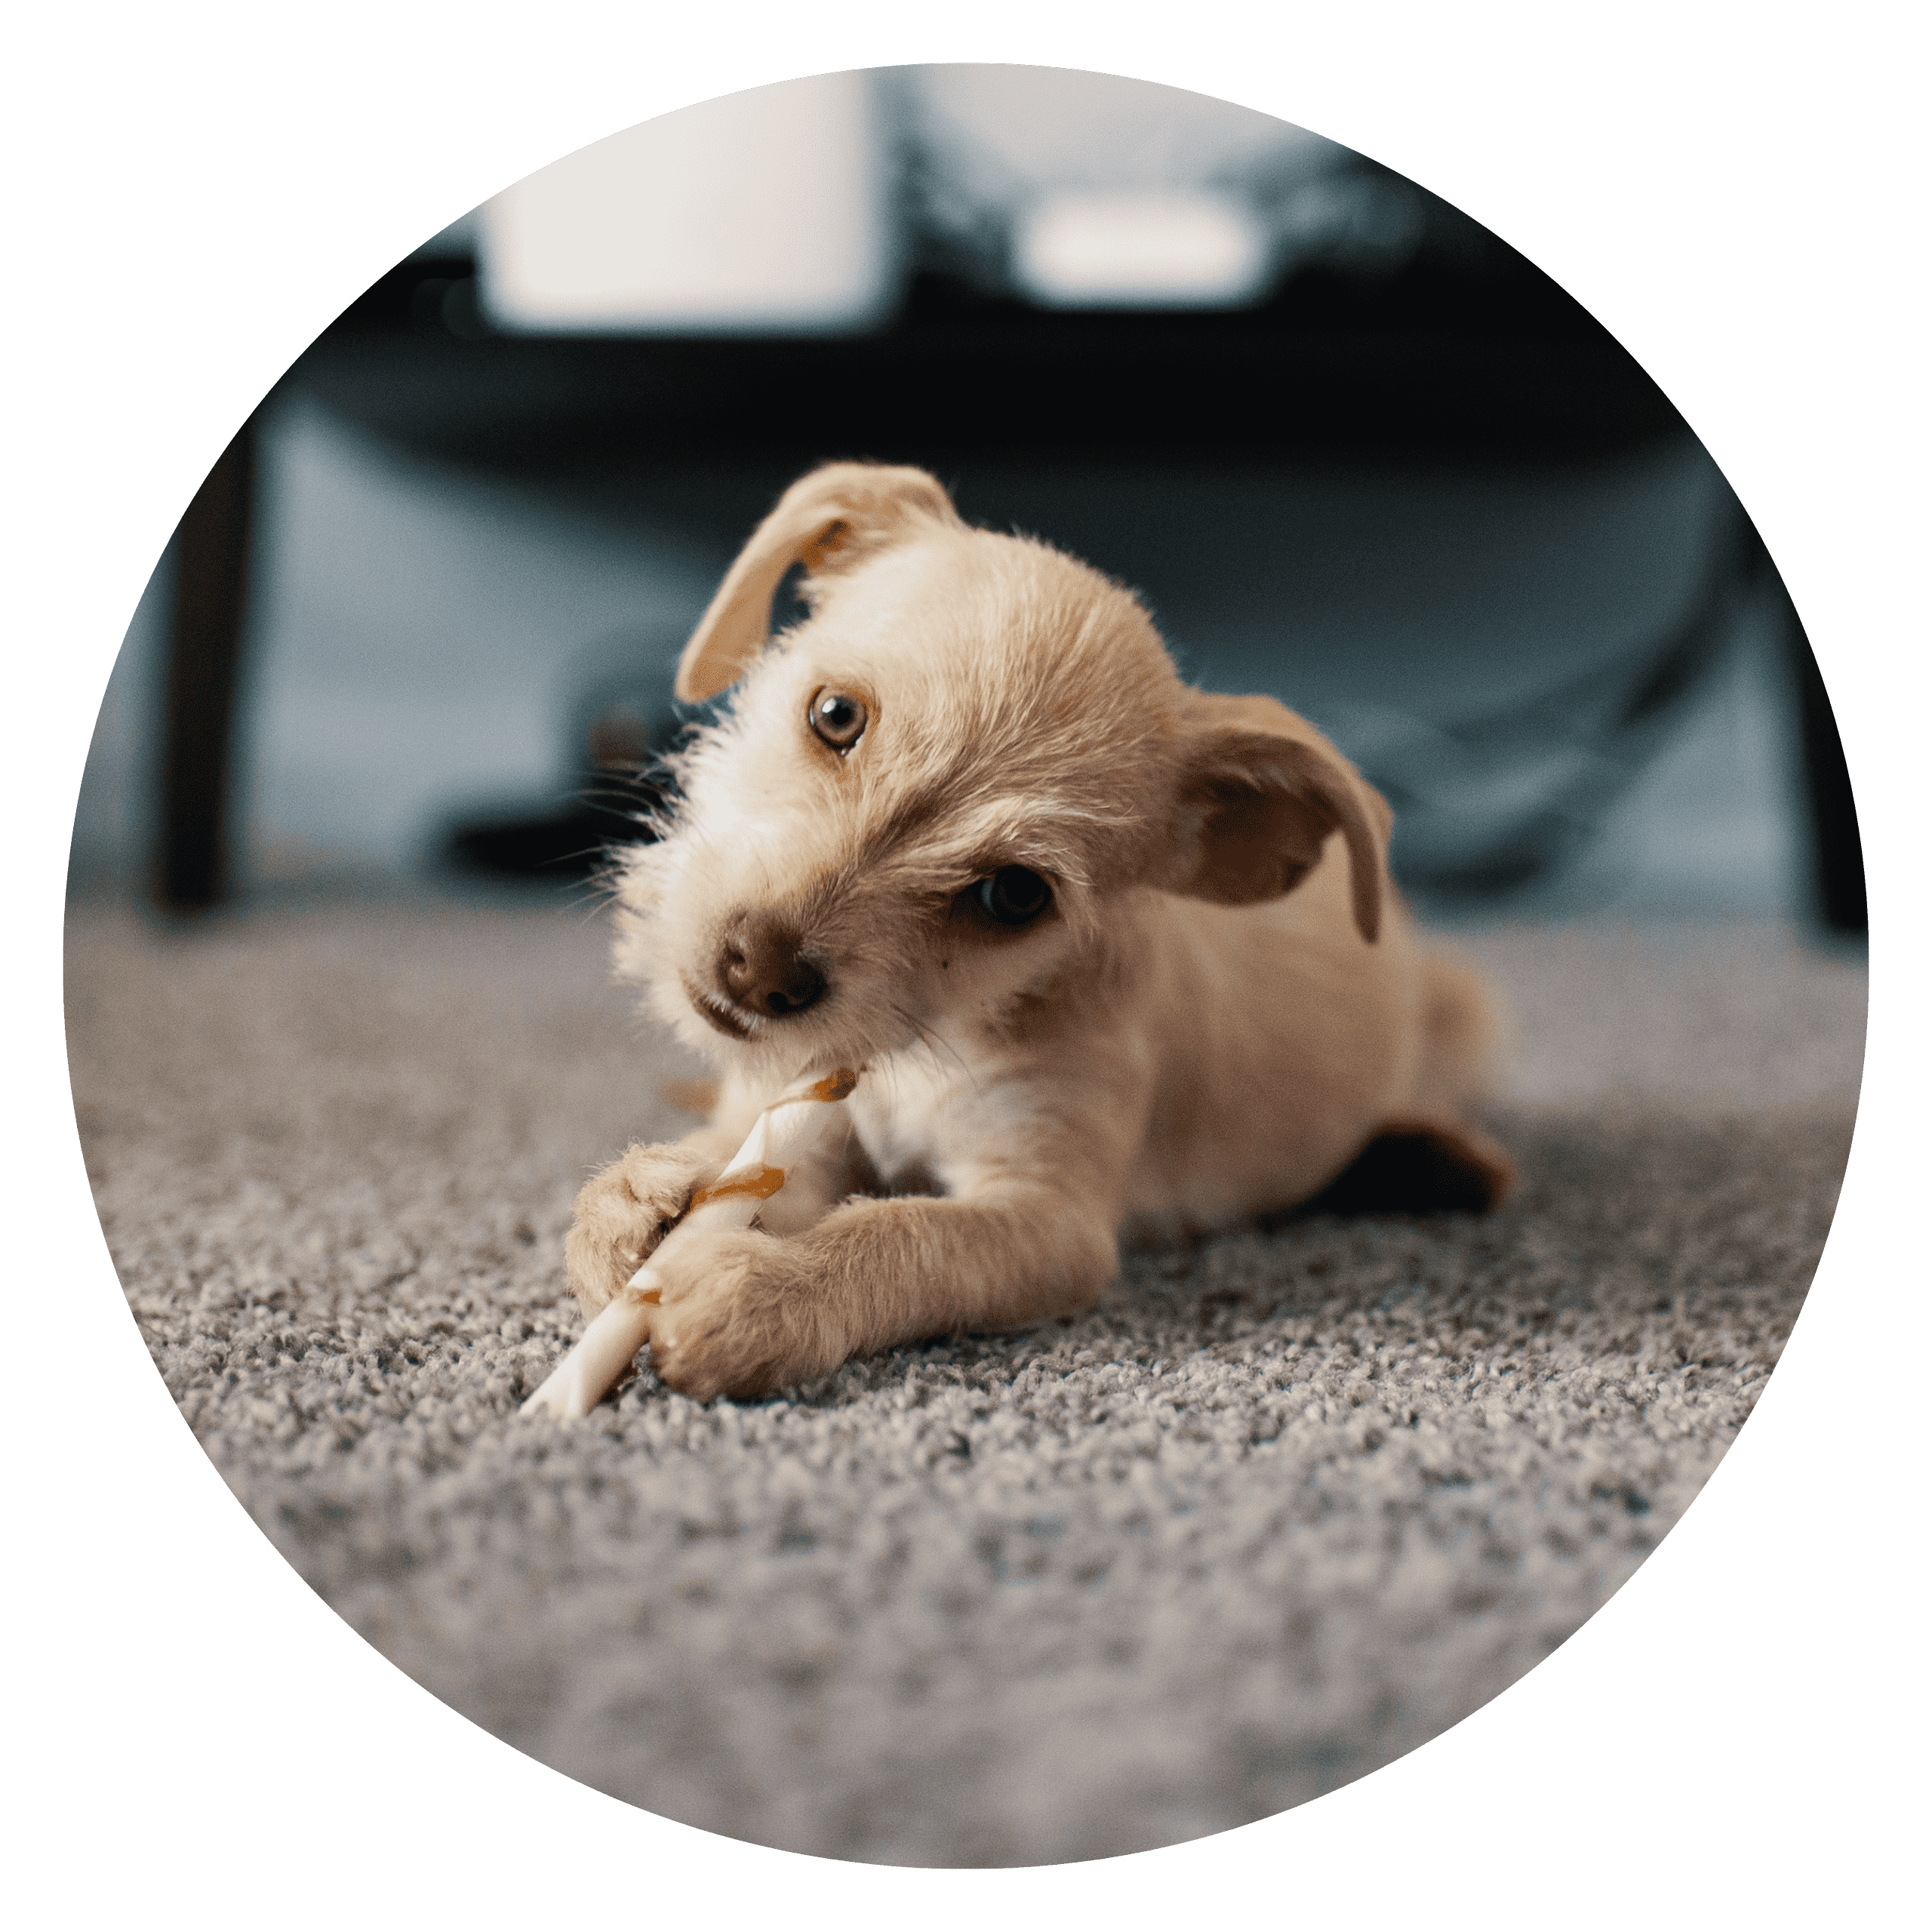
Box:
642;1227;838;1401
565;1141;721;1318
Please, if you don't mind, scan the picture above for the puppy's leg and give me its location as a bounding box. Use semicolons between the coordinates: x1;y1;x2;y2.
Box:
565;1118;860;1318
1314;1112;1514;1215
566;1132;734;1318
632;1060;1153;1398
635;1179;1121;1401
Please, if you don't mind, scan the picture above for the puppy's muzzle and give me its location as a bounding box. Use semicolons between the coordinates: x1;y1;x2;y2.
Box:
715;914;828;1020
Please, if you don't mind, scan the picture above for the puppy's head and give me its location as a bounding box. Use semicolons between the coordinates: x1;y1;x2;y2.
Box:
611;463;1388;1080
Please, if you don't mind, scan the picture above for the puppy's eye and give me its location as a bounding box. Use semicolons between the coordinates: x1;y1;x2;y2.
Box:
808;688;869;751
974;867;1053;926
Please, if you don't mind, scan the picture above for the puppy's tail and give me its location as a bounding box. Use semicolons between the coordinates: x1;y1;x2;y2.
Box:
1413;948;1513;1115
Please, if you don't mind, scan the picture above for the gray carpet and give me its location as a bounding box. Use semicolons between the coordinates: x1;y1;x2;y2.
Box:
64;896;1863;1866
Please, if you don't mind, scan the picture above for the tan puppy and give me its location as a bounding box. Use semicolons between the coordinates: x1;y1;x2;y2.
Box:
567;463;1510;1400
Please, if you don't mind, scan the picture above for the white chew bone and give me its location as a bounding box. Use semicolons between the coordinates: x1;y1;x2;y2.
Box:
520;1067;859;1421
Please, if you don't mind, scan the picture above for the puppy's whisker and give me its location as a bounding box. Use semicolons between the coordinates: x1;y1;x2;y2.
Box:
568;886;617;925
890;1001;977;1091
888;1001;940;1065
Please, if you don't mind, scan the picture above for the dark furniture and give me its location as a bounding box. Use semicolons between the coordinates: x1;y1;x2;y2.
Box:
156;241;1865;932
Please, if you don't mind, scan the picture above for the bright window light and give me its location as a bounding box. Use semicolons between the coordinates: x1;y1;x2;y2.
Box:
478;72;895;334
1013;190;1274;309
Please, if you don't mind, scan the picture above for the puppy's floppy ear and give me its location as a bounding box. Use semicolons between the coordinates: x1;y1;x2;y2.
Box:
1164;692;1390;944
675;462;962;701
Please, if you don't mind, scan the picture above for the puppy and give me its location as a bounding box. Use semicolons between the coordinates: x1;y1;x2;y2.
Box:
567;462;1511;1400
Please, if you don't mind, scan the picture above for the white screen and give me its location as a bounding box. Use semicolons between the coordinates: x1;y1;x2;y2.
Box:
478;71;894;334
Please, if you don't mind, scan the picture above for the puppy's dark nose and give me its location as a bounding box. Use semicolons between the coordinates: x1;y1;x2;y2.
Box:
717;915;828;1018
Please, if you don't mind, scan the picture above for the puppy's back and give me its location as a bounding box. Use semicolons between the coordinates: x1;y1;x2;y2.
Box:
1124;851;1424;1229
1408;946;1511;1116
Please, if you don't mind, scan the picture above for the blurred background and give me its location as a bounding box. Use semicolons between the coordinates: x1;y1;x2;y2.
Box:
66;64;1864;937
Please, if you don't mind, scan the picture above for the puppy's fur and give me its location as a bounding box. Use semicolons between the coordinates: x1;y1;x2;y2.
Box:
568;463;1510;1399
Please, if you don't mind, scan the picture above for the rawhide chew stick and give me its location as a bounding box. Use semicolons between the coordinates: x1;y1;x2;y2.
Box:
521;1067;859;1421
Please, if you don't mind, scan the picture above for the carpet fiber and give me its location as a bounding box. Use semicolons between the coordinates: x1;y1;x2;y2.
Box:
65;897;1863;1866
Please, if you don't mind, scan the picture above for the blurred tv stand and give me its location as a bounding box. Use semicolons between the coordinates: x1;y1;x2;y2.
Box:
155;251;1864;936
291;253;1690;471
